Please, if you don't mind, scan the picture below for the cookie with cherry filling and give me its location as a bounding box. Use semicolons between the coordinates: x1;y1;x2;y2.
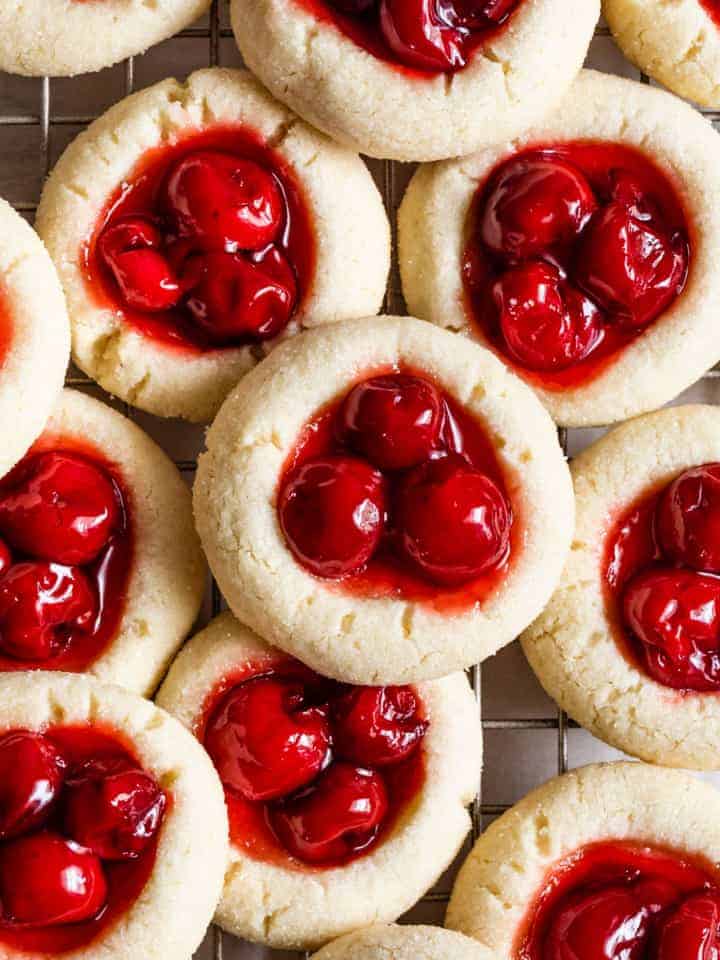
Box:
522;404;720;770
0;388;205;695
156;611;482;950
447;762;720;960
193;315;573;685
399;70;720;427
0;197;69;480
0;0;210;77
36;68;390;422
312;925;496;960
230;0;599;161
0;670;227;960
604;0;720;108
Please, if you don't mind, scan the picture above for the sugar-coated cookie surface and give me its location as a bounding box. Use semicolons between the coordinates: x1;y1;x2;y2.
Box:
156;613;483;950
230;0;599;161
36;68;390;422
0;0;211;77
312;924;497;960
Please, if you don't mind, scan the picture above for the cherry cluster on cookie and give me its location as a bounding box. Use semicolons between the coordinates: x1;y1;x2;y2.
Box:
466;148;689;374
326;0;521;72
606;463;720;691
0;727;165;930
0;450;129;665
204;667;427;865
97;149;297;346
278;371;512;588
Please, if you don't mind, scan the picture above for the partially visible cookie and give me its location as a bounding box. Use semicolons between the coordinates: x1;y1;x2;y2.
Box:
0;0;210;77
604;0;720;107
36;68;390;422
157;612;482;950
0;198;69;479
312;925;496;960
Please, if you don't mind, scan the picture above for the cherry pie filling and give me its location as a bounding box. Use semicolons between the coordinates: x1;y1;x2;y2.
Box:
603;462;720;692
84;128;314;353
700;1;720;28
294;0;524;74
518;841;720;960
0;291;12;374
277;369;515;610
0;725;166;953
0;442;133;671
199;661;427;869
463;142;691;389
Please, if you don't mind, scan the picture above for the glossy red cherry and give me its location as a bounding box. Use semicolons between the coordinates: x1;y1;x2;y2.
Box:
623;567;720;691
204;676;331;802
441;0;518;26
395;454;511;586
0;539;10;577
657;464;720;574
493;261;605;372
62;755;166;861
655;893;720;960
0;562;97;662
327;0;378;12
0;831;107;926
98;216;182;313
184;246;297;344
379;0;465;72
574;198;688;330
162;150;284;253
0;731;66;839
338;374;443;471
279;455;387;579
268;762;388;864
0;451;120;566
332;685;427;766
480;156;597;261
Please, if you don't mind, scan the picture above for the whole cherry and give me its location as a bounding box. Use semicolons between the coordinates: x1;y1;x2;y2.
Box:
0;539;10;577
654;893;720;960
268;762;388;864
439;0;518;27
332;685;428;766
98;216;182;313
204;676;331;802
657;463;720;574
379;0;465;72
0;451;120;566
0;731;66;839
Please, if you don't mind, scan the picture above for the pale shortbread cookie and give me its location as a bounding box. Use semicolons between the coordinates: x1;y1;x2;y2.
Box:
522;405;720;770
0;670;228;960
312;924;497;960
31;389;206;696
0;198;69;479
156;612;483;950
36;68;390;422
193;316;574;685
604;0;720;107
0;0;210;77
446;762;720;953
399;70;720;427
230;0;599;162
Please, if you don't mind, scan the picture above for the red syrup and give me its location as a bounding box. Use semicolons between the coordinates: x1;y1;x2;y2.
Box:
0;437;133;673
293;0;524;76
603;463;720;692
517;841;720;960
82;126;315;355
196;660;427;871
277;368;518;613
0;289;12;374
462;141;691;391
700;0;720;27
0;724;166;954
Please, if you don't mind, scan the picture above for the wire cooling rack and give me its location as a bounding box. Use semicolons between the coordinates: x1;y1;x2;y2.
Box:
3;6;720;958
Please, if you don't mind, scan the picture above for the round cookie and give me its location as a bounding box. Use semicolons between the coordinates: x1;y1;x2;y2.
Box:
230;0;599;162
193;315;574;685
522;404;720;770
447;762;720;956
36;67;390;422
604;0;720;108
0;0;211;77
156;612;483;950
0;388;205;695
399;70;720;427
0;198;69;480
0;670;227;960
312;925;497;960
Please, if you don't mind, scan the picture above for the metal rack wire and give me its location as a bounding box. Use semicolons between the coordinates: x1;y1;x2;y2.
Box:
2;6;718;958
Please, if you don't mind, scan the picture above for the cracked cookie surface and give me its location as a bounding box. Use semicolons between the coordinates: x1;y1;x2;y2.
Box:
311;924;497;960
